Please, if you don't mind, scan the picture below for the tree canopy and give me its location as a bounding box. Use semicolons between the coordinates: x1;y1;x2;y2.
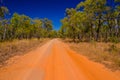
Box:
59;0;120;42
0;11;55;41
0;0;120;42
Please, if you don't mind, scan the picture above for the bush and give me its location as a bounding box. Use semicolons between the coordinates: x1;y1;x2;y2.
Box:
109;37;119;43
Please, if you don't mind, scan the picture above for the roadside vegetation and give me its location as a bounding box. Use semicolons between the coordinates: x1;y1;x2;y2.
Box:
0;7;57;41
59;0;120;43
0;39;49;67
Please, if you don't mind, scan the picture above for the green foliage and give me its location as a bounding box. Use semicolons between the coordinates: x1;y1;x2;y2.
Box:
0;0;120;42
0;6;9;18
109;37;119;43
0;12;55;41
59;0;120;42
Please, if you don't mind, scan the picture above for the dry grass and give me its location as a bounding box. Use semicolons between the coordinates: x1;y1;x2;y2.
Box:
67;41;120;70
0;38;49;66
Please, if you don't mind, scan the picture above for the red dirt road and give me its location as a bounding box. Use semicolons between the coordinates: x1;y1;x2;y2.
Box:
0;39;119;80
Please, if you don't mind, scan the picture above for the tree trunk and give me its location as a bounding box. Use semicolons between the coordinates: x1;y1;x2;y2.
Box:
3;25;7;40
96;17;101;41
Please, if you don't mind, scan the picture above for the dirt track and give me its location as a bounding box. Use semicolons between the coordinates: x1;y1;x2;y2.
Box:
0;39;119;80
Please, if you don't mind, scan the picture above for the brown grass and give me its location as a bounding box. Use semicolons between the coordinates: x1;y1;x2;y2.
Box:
0;38;49;67
67;41;120;70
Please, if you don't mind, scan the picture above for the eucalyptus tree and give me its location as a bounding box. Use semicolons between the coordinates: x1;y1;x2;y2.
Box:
77;0;107;41
0;6;9;41
33;19;43;39
0;6;9;18
10;13;32;39
42;18;53;38
60;17;69;38
63;8;78;41
115;0;120;38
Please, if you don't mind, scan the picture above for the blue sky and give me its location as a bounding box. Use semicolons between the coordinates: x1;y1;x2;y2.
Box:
1;0;83;30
